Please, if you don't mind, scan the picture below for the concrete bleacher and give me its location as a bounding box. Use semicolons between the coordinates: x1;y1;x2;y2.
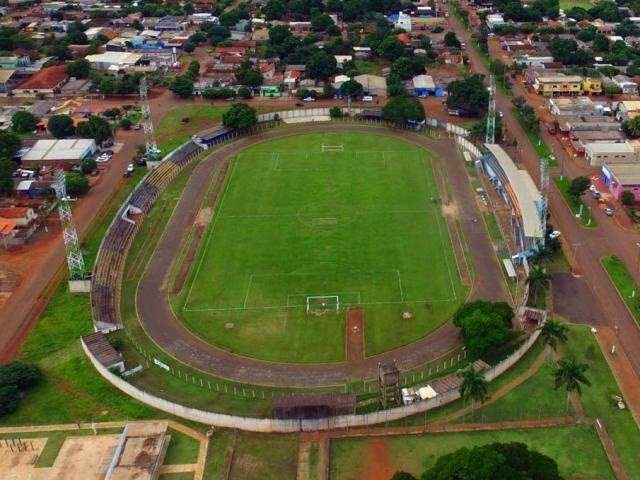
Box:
90;139;205;333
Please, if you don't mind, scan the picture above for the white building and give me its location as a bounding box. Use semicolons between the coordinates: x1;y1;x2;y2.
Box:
585;142;637;166
394;12;412;32
487;13;506;30
85;52;143;71
21;139;96;168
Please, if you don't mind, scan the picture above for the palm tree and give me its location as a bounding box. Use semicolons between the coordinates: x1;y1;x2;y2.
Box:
537;320;569;351
458;364;489;416
553;359;591;413
527;265;551;307
529;242;553;265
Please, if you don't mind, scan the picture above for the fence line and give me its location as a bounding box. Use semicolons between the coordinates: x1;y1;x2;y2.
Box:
82;329;539;432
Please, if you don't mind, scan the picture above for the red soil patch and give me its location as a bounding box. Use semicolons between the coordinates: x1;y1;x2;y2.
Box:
365;438;393;480
346;308;364;362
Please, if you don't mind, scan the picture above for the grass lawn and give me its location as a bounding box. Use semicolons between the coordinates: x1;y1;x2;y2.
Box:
601;255;640;325
164;428;200;465
159;473;194;480
513;109;558;167
175;132;465;362
203;429;236;479
454;358;568;423
559;0;593;9
228;432;298;480
554;176;596;227
482;211;503;242
563;326;640;478
156;105;227;155
330;426;613;480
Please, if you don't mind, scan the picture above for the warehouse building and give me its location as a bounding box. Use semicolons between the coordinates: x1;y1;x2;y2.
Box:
85;51;143;71
20;138;96;169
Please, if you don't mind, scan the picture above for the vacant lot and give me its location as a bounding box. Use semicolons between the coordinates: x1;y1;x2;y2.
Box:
176;132;464;362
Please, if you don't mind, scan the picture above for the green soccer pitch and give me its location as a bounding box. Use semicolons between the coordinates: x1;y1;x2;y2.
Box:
174;132;466;363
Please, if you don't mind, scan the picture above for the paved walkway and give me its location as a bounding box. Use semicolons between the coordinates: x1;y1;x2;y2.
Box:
136;124;508;387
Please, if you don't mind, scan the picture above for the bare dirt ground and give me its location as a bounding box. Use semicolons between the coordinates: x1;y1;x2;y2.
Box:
364;438;393;480
346;308;364;362
0;437;47;480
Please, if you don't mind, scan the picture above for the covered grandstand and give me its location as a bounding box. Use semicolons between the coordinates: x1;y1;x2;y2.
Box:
480;144;545;255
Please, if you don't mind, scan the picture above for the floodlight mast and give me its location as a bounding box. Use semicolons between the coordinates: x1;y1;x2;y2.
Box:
53;170;86;281
485;75;496;145
140;76;161;162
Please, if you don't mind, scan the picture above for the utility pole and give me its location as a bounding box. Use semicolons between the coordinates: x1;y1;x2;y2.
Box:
485;75;496;145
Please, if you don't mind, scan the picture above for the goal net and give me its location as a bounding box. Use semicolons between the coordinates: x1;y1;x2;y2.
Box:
306;295;340;316
321;144;344;152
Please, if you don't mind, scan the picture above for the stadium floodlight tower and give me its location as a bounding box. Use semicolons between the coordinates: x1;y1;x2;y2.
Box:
53;170;87;285
139;76;161;164
485;75;496;145
537;156;549;248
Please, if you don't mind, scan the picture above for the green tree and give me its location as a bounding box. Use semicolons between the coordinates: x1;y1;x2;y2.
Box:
422;442;561;480
46;42;72;61
81;157;97;174
457;364;489;414
65;172;90;195
453;301;514;328
65;58;91;79
0;131;20;159
329;106;343;118
170;76;194;98
47;114;75;138
568;175;591;197
235;61;263;87
0;385;19;416
119;117;133;130
0;361;41;390
237;86;252;99
222;103;258;129
263;0;286;20
456;310;515;358
76;116;112;144
446;75;489;117
537;320;569;351
621;190;636;206
11;110;38;133
305;50;337;79
382;96;425;124
0;158;16;195
340;79;363;97
623;116;640;138
377;35;405;61
526;265;551;307
390;473;417;480
553;358;591;413
311;13;334;31
444;31;461;48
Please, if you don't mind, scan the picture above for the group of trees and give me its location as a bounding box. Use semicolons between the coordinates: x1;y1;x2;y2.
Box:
46;114;112;144
392;442;562;480
0;361;41;417
222;103;258;129
260;0;402;22
446;75;489;118
170;60;200;99
453;301;516;359
0;131;21;195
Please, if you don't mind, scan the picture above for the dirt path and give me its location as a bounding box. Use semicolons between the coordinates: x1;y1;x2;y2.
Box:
0;128;143;360
136;124;508;387
346;309;364;362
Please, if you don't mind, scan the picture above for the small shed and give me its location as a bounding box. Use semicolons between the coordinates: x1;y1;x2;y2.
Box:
412;74;435;97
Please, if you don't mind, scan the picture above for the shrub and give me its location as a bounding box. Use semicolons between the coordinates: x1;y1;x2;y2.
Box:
329;106;343;118
621;190;635;206
65;172;90;195
0;361;42;390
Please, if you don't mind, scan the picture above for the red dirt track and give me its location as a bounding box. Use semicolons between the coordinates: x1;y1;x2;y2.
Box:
346;308;365;362
135;124;508;387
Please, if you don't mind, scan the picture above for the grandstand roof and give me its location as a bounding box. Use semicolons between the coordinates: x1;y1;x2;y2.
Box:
484;143;544;239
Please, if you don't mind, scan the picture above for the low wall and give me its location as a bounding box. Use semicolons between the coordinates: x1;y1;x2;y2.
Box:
82;329;540;432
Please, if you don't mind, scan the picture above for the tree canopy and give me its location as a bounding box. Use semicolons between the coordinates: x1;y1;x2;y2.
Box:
235;61;263;87
65;172;90;196
421;442;562;480
222;103;258;129
48;114;75;138
65;58;91;79
0;361;41;417
11;110;38;134
76;116;112;145
340;79;364;97
305;50;338;79
446;75;489;118
170;76;194;98
381;96;425;124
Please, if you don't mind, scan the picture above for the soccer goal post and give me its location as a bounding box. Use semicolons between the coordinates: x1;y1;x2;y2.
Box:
306;295;340;315
321;144;344;152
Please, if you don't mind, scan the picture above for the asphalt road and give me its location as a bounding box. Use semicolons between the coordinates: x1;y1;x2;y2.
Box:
449;2;640;379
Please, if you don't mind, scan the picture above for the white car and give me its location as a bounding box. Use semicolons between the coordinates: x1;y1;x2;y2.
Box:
126;163;135;173
605;207;614;216
362;95;374;102
303;97;316;102
549;230;561;240
96;154;110;163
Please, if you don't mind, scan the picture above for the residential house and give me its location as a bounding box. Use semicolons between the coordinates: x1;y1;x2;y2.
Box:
486;13;505;30
548;97;609;116
411;74;440;97
0;70;18;94
558;115;620;133
12;65;67;97
531;72;583;96
354;74;387;97
616;100;640;121
613;75;639;95
582;77;602;95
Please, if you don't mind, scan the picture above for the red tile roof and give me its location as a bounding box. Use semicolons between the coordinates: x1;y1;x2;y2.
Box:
0;219;18;236
16;65;67;90
0;207;31;219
